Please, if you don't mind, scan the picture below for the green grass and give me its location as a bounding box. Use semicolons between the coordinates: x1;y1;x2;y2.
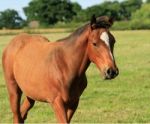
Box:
0;30;150;123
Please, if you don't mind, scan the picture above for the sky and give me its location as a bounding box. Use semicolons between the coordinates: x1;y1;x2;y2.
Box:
0;0;122;19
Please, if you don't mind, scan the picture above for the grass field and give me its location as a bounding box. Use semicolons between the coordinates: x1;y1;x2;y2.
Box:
0;30;150;123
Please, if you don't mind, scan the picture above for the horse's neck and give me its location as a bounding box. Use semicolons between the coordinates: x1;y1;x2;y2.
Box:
63;27;91;77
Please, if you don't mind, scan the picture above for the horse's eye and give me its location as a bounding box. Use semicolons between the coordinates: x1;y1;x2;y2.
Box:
93;42;97;46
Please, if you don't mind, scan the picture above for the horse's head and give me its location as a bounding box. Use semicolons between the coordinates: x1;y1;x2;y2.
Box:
87;15;119;80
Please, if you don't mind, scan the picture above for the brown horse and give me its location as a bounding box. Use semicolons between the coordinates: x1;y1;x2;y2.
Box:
2;15;119;123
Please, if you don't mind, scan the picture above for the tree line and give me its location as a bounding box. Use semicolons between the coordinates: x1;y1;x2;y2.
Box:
0;0;150;29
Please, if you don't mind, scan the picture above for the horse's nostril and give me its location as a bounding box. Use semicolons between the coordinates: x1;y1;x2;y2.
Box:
106;68;118;79
106;68;112;76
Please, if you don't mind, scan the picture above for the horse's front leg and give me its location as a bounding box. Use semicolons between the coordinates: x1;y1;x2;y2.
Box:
51;96;68;123
67;99;79;122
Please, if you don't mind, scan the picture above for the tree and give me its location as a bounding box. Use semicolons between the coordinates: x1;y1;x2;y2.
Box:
99;1;123;20
120;0;143;20
132;3;150;19
146;0;150;3
130;3;150;29
74;1;123;22
72;2;82;14
0;9;24;29
24;0;77;25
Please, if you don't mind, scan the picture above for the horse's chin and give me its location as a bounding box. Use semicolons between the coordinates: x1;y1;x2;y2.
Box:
98;68;109;80
102;70;116;80
103;75;115;80
101;73;111;80
95;62;115;80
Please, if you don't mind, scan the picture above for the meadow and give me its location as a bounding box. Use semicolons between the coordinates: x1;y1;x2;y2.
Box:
0;30;150;123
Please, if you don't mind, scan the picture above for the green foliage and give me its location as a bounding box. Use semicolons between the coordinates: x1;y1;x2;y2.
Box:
72;2;82;14
23;0;143;25
112;21;132;30
73;0;143;23
74;1;123;22
24;0;79;25
0;0;149;29
73;9;89;22
130;3;150;29
146;0;150;3
110;3;150;30
132;3;150;19
112;20;150;30
120;0;143;20
99;1;123;20
52;21;84;29
130;19;150;29
0;9;24;29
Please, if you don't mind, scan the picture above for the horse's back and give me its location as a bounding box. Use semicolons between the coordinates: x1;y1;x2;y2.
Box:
2;33;50;80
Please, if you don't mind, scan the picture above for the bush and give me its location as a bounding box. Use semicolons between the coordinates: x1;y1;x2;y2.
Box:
112;17;150;30
52;21;84;29
129;3;150;30
130;19;150;29
112;21;132;30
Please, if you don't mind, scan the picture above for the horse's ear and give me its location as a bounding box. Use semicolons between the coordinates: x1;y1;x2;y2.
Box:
108;17;114;27
90;14;96;29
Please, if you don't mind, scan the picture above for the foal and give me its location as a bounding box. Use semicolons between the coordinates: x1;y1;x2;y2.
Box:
2;15;119;123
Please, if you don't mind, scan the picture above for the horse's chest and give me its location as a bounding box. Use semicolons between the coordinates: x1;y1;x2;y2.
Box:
62;76;87;102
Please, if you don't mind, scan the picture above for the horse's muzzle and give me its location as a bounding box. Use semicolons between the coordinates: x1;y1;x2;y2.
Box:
104;68;119;80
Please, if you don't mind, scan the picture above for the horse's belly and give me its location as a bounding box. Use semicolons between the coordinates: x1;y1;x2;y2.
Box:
13;55;57;102
14;71;45;101
14;70;57;102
